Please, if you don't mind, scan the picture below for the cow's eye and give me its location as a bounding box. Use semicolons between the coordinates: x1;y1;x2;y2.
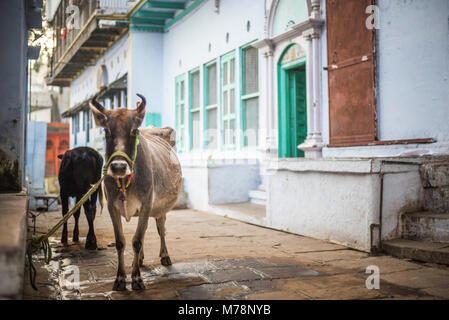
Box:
131;129;138;136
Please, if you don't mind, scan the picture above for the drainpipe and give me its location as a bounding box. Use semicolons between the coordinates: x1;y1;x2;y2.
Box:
371;159;423;254
370;161;383;255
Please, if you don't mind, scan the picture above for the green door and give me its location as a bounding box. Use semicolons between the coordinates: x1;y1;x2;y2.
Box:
278;65;307;158
289;67;307;157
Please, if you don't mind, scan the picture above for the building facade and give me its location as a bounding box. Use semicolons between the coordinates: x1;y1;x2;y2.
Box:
47;0;449;253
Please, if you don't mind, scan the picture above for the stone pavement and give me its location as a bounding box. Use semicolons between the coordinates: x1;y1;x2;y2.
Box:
23;207;449;300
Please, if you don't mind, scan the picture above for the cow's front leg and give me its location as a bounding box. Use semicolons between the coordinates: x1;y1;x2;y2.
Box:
131;215;149;290
109;205;127;291
156;215;171;266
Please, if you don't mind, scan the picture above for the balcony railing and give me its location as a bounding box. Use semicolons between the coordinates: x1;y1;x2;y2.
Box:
47;0;130;86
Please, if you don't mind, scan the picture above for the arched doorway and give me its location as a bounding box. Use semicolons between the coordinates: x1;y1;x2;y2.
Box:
278;43;307;158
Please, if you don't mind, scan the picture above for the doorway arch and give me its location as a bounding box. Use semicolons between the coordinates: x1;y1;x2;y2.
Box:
278;43;307;158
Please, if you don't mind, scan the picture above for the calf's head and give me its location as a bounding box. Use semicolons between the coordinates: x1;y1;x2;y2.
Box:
89;94;146;178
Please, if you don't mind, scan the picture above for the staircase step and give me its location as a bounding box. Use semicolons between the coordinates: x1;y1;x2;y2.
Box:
383;239;449;265
248;189;266;206
404;212;449;243
420;161;449;188
423;187;449;213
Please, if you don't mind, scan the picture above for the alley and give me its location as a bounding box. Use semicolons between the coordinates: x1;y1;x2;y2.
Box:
24;207;449;300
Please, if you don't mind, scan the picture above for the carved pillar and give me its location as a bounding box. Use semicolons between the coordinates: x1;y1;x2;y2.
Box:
297;1;324;159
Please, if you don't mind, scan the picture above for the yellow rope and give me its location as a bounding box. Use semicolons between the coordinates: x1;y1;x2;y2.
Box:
26;175;105;290
27;133;139;290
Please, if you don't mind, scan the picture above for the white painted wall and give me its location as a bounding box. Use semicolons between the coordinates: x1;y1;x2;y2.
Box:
265;159;423;252
162;0;265;132
377;0;449;143
129;30;163;113
71;34;129;108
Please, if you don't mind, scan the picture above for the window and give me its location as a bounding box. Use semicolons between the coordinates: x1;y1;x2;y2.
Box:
85;110;90;143
175;75;186;152
221;51;237;148
240;44;259;147
189;69;201;150
204;60;218;149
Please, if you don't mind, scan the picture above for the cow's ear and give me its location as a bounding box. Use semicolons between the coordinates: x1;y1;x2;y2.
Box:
57;154;64;160
89;98;108;128
132;94;146;132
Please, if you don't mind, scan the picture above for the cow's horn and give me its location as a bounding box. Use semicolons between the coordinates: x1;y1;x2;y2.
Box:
90;95;105;113
136;94;146;112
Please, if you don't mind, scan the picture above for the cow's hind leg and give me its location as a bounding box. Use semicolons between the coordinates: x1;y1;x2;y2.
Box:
72;195;81;243
109;205;127;291
131;214;150;290
156;215;171;266
61;194;69;245
83;198;97;250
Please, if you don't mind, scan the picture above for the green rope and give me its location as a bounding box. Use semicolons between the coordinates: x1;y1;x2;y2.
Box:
26;132;140;291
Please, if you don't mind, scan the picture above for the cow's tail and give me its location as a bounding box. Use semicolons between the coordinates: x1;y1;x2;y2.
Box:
99;182;106;215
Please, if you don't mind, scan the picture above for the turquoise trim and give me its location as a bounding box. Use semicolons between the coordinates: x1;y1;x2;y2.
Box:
164;0;206;30
145;112;161;127
134;11;174;19
146;1;185;10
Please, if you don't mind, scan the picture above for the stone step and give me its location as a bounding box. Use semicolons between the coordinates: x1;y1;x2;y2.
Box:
248;189;266;206
383;239;449;265
403;212;449;243
423;187;449;213
420;161;449;188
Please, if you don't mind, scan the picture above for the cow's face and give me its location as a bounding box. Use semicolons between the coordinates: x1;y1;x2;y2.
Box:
89;94;146;178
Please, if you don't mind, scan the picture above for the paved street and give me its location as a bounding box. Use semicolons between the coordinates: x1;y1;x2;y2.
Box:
24;207;449;300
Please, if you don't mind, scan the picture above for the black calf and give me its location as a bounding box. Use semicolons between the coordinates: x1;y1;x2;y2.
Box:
58;147;103;250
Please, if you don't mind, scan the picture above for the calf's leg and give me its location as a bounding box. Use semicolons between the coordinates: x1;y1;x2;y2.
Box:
83;198;97;250
156;215;171;266
109;205;127;291
72;195;81;243
61;195;69;245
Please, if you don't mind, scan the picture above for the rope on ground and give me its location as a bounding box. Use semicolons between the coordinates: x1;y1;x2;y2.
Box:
26;175;105;290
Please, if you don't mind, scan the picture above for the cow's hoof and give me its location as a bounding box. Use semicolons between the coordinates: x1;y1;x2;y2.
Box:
73;236;79;243
132;278;145;290
161;256;172;266
61;240;69;247
112;279;127;291
85;241;97;250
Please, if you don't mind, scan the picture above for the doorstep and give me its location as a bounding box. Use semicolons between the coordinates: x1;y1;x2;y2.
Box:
0;193;28;299
208;202;267;226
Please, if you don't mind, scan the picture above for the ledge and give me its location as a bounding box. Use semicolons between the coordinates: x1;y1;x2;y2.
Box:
266;157;422;174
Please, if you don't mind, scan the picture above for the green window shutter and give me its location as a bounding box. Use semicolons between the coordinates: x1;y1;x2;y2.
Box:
221;50;237;150
240;41;259;148
175;74;186;153
189;68;201;151
204;59;219;149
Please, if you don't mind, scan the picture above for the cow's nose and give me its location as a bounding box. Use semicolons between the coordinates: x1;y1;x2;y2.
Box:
110;162;127;174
